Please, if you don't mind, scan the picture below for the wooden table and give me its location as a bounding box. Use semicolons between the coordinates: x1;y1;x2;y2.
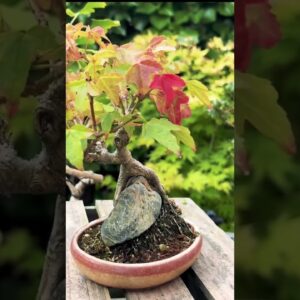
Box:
66;198;234;300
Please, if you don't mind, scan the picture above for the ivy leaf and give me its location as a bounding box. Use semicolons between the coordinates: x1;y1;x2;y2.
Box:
91;19;120;32
142;118;180;154
96;74;123;106
136;3;160;14
172;125;196;151
236;72;296;153
127;60;162;96
66;125;93;170
218;3;234;17
186;80;211;108
101;111;121;133
150;15;170;30
78;2;106;16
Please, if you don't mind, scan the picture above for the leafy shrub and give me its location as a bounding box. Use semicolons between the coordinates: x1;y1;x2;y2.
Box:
67;2;234;45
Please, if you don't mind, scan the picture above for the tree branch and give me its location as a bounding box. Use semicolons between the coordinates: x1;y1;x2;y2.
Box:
66;166;103;182
88;95;97;133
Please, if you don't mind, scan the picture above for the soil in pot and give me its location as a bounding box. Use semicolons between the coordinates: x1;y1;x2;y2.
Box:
78;199;199;263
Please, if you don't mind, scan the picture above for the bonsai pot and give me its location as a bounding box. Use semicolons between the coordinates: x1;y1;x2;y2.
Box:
71;218;203;289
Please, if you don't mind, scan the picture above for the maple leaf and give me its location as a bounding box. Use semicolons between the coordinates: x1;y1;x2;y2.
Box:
150;74;186;108
66;33;82;63
85;25;106;45
126;60;162;96
151;87;191;125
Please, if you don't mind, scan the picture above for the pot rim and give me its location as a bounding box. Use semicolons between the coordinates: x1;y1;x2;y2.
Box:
71;218;203;270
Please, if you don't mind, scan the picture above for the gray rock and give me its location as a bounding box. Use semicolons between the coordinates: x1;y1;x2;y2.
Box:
101;178;162;247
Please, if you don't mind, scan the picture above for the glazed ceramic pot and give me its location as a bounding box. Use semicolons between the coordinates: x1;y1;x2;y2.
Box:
71;218;203;289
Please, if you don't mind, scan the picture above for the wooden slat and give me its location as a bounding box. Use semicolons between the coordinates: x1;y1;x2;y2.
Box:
174;198;234;300
95;200;194;300
126;279;193;300
66;200;111;300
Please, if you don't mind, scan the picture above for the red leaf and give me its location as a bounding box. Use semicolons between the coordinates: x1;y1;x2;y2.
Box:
127;60;162;96
151;88;191;125
235;0;281;71
150;74;185;108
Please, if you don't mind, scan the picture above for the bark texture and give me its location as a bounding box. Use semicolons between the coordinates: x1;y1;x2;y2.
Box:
86;128;167;205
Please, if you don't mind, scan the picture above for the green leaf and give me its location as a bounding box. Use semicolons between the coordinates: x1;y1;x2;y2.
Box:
91;19;120;32
79;2;107;16
159;3;174;17
0;31;35;99
142;118;180;154
187;80;211;107
175;11;190;25
236;72;296;153
202;8;216;23
101;111;120;133
136;3;160;14
66;8;76;17
218;3;234;17
172;126;196;151
66;125;93;169
150;15;170;30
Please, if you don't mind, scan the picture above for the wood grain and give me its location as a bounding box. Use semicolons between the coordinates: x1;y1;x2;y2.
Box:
66;200;111;300
174;198;234;300
95;200;193;300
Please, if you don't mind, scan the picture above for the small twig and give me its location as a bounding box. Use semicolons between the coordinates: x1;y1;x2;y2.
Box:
119;97;126;115
112;117;136;134
66;166;103;182
88;95;97;133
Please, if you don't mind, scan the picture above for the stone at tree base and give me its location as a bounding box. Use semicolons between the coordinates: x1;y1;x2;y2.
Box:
101;178;162;247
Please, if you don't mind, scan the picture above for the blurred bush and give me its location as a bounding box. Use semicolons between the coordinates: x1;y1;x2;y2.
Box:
67;2;234;45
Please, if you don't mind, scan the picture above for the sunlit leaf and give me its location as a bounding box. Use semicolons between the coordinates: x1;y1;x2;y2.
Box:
92;19;120;32
66;125;93;169
78;2;106;16
172;125;196;151
96;74;123;105
142;118;180;154
186;80;211;108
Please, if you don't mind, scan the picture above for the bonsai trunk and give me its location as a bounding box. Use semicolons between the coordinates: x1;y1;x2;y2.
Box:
86;128;168;205
85;128;194;248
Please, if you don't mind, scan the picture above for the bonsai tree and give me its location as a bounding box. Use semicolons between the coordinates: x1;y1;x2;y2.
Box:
66;3;209;251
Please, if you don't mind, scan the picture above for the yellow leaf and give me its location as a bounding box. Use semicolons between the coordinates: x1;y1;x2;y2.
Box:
96;74;123;105
186;80;211;108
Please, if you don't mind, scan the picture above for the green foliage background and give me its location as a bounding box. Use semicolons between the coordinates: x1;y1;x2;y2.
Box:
67;2;234;231
235;2;300;298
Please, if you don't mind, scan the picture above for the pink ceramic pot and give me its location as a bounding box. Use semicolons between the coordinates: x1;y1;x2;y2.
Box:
71;218;203;289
